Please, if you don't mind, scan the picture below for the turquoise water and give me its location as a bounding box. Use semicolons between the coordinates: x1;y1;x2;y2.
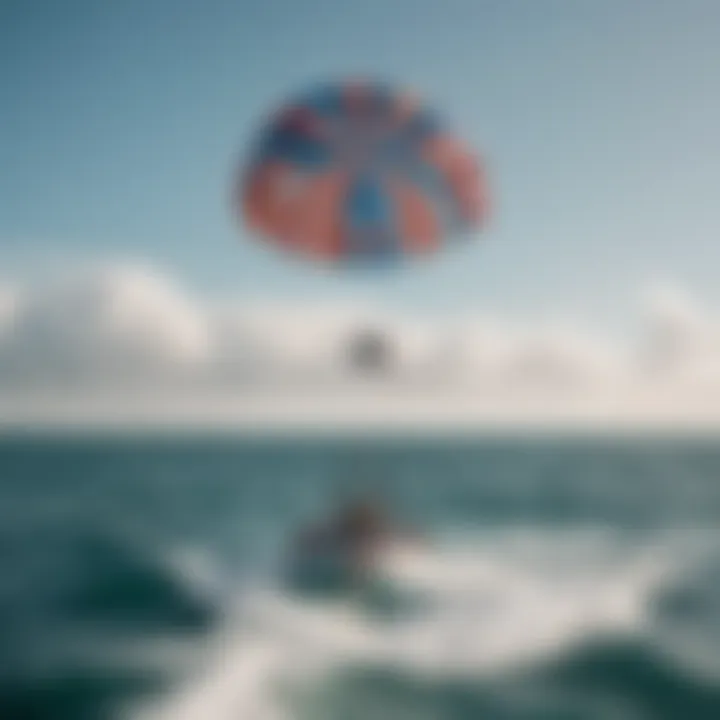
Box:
2;435;720;719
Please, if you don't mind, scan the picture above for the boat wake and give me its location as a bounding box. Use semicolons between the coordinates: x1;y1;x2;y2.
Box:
131;528;675;720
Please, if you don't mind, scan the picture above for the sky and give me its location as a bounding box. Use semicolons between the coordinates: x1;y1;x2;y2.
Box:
2;0;720;427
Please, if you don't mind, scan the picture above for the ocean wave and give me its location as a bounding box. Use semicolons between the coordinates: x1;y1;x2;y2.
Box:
133;528;677;720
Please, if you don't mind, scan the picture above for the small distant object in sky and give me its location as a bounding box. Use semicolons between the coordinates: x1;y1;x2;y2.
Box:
239;78;488;267
346;327;394;375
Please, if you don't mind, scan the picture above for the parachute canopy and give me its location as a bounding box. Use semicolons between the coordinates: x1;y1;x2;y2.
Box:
240;79;488;266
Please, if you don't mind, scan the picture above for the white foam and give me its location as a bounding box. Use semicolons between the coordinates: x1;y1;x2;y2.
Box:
130;529;671;720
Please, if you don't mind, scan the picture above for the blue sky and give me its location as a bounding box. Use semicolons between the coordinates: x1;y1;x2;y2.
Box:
2;0;720;331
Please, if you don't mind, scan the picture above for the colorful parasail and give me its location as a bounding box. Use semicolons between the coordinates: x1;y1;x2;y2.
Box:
239;79;488;266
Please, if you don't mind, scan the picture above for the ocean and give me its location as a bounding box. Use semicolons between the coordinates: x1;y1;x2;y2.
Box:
1;434;720;719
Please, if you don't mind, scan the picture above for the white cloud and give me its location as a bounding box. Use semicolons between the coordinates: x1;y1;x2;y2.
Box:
1;263;720;428
0;265;210;388
451;318;623;391
638;281;720;386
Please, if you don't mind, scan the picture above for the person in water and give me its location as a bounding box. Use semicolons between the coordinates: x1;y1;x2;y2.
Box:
292;496;392;582
335;497;390;559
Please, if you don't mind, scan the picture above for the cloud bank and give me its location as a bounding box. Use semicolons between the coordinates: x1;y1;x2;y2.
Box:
1;263;720;430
